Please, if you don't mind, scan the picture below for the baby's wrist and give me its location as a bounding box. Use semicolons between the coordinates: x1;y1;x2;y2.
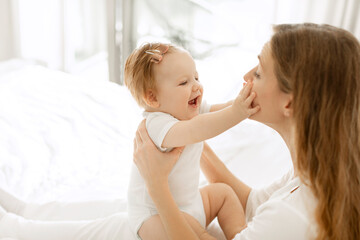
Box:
227;99;234;107
230;104;247;121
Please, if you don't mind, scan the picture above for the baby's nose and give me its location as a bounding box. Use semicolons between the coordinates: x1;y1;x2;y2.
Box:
192;83;200;91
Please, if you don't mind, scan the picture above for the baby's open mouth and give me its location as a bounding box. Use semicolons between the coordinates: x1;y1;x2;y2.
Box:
188;96;199;106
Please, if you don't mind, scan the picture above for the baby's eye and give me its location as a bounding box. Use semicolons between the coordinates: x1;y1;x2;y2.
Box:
254;71;261;79
179;81;188;86
195;76;199;81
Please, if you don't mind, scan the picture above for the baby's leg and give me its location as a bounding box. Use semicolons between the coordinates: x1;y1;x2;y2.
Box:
0;210;126;240
137;215;168;240
0;187;125;221
138;213;212;240
200;183;245;240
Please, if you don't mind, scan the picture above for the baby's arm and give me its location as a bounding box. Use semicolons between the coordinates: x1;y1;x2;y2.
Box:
209;100;233;112
162;81;259;148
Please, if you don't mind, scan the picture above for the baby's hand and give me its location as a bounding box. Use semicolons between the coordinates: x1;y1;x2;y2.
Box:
232;81;260;120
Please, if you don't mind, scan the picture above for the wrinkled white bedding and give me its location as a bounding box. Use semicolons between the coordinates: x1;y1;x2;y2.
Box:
0;63;291;238
0;65;141;202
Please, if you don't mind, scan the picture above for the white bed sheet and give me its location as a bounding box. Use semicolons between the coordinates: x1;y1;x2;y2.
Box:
0;63;292;239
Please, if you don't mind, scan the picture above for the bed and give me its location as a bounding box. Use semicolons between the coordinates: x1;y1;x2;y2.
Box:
0;60;292;239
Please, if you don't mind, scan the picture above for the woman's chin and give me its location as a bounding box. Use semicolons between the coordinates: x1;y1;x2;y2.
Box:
249;110;260;120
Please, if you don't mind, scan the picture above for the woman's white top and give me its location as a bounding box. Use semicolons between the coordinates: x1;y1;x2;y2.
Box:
233;170;318;240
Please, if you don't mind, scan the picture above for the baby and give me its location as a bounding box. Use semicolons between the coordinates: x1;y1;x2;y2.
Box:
125;43;259;240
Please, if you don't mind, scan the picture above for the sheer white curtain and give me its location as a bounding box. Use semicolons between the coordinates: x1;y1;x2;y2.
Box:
274;0;360;38
0;0;20;61
325;0;360;38
0;0;107;73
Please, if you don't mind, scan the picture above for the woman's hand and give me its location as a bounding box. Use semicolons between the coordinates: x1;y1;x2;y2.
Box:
133;120;184;194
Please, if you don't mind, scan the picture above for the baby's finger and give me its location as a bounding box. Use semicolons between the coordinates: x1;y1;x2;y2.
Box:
248;105;261;115
136;130;143;145
241;81;253;98
137;119;146;131
133;138;139;163
133;138;137;151
239;82;247;94
244;91;256;105
238;82;251;101
137;120;149;143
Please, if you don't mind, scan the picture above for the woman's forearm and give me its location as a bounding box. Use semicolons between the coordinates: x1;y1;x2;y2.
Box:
148;183;216;240
201;143;251;210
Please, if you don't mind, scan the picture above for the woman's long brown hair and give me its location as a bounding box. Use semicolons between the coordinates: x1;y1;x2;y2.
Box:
271;23;360;240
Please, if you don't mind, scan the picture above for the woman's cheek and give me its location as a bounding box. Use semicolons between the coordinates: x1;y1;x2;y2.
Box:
251;85;260;105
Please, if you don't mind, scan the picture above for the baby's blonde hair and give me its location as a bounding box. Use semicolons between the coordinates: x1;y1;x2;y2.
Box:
124;42;180;108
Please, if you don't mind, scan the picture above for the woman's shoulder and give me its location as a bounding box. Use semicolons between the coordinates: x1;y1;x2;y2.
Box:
256;177;317;238
241;199;316;240
236;183;317;240
240;175;318;240
264;174;317;217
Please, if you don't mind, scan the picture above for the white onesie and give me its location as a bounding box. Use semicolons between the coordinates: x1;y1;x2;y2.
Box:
127;101;211;238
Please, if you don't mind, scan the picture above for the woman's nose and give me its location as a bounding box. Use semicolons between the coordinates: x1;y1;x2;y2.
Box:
243;71;251;82
244;66;256;82
243;74;249;82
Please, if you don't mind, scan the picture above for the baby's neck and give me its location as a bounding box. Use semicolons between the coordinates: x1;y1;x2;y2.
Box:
144;106;158;113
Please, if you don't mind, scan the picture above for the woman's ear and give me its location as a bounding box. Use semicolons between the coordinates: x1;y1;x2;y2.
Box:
284;95;293;117
143;90;160;108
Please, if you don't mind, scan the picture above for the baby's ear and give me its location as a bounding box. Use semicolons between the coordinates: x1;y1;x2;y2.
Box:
143;89;160;108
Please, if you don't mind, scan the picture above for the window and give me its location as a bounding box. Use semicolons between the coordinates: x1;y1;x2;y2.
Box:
114;0;276;102
16;0;107;76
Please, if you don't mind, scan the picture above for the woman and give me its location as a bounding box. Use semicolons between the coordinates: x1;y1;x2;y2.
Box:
133;23;360;240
